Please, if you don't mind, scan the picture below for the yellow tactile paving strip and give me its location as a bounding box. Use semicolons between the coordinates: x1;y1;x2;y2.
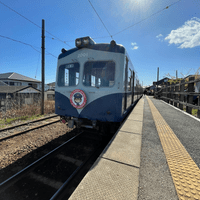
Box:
146;96;200;200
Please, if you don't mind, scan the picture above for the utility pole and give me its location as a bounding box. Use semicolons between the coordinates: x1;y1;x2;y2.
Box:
41;19;45;115
176;70;178;79
157;67;159;91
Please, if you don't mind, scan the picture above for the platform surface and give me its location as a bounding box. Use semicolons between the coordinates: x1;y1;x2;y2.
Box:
69;98;144;200
69;96;200;200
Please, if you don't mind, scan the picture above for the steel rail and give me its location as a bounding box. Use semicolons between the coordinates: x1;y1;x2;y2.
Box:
0;114;58;133
0;118;60;142
49;143;101;200
0;132;83;189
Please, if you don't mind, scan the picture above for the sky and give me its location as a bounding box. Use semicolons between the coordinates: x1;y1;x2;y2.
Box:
0;0;200;86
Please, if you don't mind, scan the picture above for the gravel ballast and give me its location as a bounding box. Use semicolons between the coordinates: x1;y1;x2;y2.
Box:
0;119;76;183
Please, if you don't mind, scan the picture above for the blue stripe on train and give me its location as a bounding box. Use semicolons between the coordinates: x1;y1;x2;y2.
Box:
55;91;124;122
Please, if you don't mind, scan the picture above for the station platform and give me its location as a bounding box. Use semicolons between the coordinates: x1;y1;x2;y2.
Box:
69;95;200;200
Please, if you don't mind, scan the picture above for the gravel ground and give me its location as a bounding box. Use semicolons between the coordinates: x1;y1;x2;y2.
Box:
138;96;178;200
0;118;76;182
150;96;200;169
0;115;58;139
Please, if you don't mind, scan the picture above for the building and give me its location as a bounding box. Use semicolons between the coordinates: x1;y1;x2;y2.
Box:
0;85;41;111
0;72;41;90
47;82;55;90
0;80;8;86
153;77;170;86
44;90;55;101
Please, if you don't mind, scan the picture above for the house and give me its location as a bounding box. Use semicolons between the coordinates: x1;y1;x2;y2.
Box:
44;90;55;101
44;82;55;101
0;80;8;86
0;72;41;90
183;75;200;93
47;82;55;90
0;85;41;111
153;77;170;86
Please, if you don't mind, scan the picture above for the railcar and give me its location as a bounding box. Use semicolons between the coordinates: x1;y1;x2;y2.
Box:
55;36;143;130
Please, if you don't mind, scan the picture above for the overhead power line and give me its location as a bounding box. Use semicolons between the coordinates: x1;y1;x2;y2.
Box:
0;35;40;53
0;34;57;58
88;0;113;39
113;0;182;36
0;0;71;47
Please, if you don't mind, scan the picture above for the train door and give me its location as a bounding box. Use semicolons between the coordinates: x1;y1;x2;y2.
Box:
131;71;135;104
123;57;128;111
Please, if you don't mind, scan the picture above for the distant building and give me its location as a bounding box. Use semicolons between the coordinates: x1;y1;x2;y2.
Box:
0;80;8;86
0;72;41;90
47;82;55;90
153;77;170;86
0;85;41;111
44;90;55;101
183;75;200;93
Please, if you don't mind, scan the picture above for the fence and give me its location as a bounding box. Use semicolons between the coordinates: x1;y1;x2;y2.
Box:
0;90;55;113
0;93;41;112
154;76;200;118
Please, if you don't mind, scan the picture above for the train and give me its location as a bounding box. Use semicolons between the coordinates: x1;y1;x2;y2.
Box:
55;36;143;131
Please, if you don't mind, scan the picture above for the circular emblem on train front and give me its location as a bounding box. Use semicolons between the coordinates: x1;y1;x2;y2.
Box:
70;89;87;109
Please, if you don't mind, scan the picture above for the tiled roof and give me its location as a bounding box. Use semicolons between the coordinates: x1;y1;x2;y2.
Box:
0;72;41;83
0;81;8;86
0;73;13;79
0;86;39;93
47;82;55;86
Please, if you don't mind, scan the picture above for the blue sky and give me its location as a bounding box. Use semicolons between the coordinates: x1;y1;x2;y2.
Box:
0;0;199;86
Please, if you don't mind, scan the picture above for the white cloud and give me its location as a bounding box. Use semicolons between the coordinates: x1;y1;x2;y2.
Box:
156;34;164;41
156;34;163;38
131;42;139;50
131;42;137;46
132;46;139;50
165;17;200;48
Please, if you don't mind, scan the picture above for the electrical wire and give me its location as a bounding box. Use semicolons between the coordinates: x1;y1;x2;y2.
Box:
93;35;111;40
0;0;71;47
0;34;57;58
88;0;113;39
0;0;182;51
0;34;41;53
46;51;57;58
113;0;182;36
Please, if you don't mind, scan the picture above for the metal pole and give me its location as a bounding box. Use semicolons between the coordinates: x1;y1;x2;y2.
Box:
41;19;45;115
176;70;178;79
157;67;159;92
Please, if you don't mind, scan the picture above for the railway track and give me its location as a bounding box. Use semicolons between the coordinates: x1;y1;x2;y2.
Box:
0;114;60;142
0;130;105;200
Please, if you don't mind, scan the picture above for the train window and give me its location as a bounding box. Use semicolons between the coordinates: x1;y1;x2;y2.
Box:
127;69;132;91
57;63;80;87
83;61;115;87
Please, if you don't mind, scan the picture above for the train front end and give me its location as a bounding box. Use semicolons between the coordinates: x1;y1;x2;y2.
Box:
55;37;125;130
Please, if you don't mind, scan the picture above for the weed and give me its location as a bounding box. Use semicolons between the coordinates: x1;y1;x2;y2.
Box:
0;101;55;126
192;109;198;116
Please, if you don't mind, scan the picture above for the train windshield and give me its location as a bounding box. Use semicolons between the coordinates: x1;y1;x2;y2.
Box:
83;61;115;87
57;63;80;86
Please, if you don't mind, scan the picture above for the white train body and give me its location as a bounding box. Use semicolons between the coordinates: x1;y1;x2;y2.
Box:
55;37;143;129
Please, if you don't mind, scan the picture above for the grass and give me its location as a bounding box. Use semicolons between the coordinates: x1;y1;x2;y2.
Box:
192;109;198;116
182;106;198;117
0;101;55;128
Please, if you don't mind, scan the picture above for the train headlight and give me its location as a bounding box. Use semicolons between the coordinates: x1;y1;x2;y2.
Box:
83;38;89;46
76;39;82;48
75;36;96;48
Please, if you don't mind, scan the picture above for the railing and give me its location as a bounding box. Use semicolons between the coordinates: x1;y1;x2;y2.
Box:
154;77;200;118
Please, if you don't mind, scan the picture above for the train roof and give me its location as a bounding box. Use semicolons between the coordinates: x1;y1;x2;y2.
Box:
58;41;125;59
